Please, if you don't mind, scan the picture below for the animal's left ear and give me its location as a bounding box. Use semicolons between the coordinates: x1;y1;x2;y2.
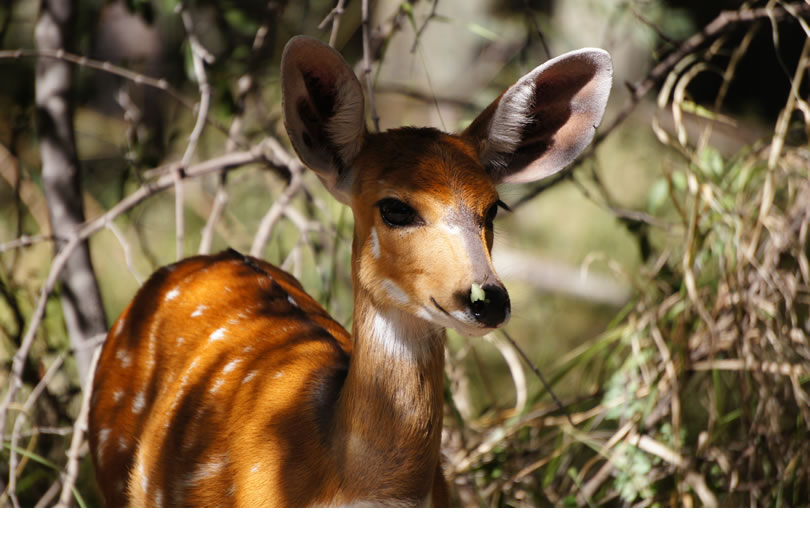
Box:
463;48;612;184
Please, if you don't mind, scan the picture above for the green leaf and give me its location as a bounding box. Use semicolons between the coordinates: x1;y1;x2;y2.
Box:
648;179;669;212
470;283;486;303
467;23;499;42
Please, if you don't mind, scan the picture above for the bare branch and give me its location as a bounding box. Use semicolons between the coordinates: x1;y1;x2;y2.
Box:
250;166;305;258
57;345;101;507
4;353;65;507
0;140;274;441
410;0;440;53
319;0;348;48
0;234;55;253
176;4;216;260
361;0;380;132
513;2;810;208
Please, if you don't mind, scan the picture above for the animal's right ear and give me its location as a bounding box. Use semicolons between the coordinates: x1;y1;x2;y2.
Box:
281;36;366;204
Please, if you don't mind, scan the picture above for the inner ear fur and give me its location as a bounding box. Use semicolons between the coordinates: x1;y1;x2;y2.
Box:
281;36;366;203
463;48;613;184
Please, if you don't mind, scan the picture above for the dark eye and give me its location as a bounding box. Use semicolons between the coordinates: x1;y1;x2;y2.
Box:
378;198;421;228
485;200;511;228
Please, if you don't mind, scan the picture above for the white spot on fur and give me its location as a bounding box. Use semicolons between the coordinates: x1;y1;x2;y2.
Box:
210;377;225;393
137;461;148;493
113;389;124;403
369;227;380;259
118;437;128;452
165;287;180;301
209;327;227;342
273;371;283;379
176;337;185;347
440;222;463;237
223;359;242;374
185;455;228;488
132;392;146;414
97;428;111;464
116;349;131;368
147;324;159;370
250;464;260;474
381;279;410;305
154;489;164;508
288;295;298;308
191;305;208;318
242;370;257;384
114;317;125;337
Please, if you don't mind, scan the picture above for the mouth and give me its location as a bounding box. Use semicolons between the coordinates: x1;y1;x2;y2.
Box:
430;297;451;317
428;296;495;337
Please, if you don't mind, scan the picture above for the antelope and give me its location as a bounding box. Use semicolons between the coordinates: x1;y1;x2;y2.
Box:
88;35;612;507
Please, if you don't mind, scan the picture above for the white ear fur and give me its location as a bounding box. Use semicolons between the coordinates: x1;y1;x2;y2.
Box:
465;48;613;184
281;36;366;204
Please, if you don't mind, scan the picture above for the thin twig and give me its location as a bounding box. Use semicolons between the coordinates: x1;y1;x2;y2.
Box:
0;234;55;253
0;141;273;441
500;330;574;427
57;344;101;507
0;48;241;147
5;354;65;507
106;221;144;285
523;0;551;58
319;0;348;48
199;18;269;254
0;48;193;109
410;0;440;53
177;4;215;260
484;332;528;414
513;2;810;208
748;35;810;257
250;164;305;257
361;0;380;132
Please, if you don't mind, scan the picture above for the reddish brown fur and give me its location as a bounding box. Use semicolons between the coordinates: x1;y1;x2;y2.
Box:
90;251;357;506
89;131;496;507
88;35;611;506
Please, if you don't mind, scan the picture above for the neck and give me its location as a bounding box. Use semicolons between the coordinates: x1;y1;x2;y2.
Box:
332;283;446;505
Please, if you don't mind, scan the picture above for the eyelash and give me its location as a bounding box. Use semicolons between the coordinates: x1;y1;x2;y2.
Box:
485;200;511;227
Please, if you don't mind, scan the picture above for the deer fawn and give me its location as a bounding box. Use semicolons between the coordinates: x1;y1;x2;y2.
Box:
88;36;611;507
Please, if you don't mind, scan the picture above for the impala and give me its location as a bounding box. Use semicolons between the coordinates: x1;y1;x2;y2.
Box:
88;35;612;507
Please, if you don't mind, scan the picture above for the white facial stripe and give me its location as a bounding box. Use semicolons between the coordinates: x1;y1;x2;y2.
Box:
441;212;497;284
439;221;464;238
369;227;380;259
381;278;410;305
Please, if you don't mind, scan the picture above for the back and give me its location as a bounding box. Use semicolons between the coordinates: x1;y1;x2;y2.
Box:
89;249;351;506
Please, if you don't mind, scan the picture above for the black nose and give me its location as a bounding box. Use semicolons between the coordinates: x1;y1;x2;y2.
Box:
468;284;510;327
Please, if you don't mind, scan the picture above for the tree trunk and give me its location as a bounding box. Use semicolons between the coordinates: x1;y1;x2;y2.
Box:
35;0;107;388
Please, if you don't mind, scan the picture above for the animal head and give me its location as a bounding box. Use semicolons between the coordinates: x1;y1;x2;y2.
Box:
281;36;612;336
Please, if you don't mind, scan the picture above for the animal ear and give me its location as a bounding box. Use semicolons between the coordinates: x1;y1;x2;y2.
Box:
463;48;612;184
281;36;366;204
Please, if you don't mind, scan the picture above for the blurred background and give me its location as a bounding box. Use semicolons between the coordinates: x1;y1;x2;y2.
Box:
0;0;809;507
